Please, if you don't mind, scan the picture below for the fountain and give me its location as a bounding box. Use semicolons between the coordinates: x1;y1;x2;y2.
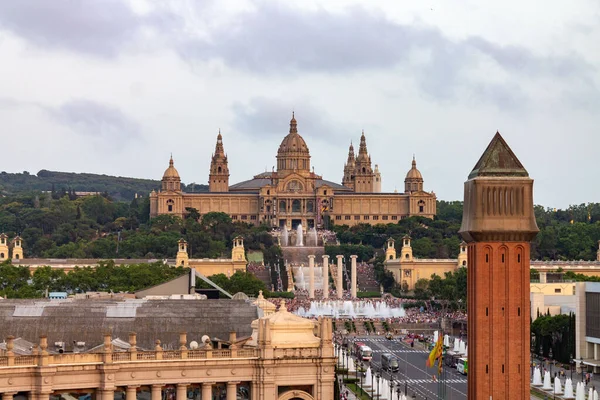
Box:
307;227;318;246
443;334;450;348
453;338;460;352
295;299;406;318
364;367;373;389
281;225;289;247
433;331;438;343
564;378;574;399
542;371;552;390
575;381;582;400
337;351;344;367
554;376;562;394
595;389;599;400
296;223;304;246
532;367;543;386
589;387;593;400
380;379;389;400
458;340;466;354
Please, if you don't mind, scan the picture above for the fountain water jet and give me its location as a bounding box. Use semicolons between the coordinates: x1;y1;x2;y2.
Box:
296;224;304;246
281;225;289;247
554;376;562;394
564;378;574;399
532;367;542;386
542;371;552;390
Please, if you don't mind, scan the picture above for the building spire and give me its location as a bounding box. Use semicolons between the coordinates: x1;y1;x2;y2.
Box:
289;112;297;134
169;154;174;167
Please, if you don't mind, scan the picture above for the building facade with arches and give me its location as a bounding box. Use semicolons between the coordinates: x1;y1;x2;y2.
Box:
149;114;437;228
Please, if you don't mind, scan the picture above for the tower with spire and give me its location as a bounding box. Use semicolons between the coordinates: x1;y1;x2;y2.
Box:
404;156;424;193
342;142;356;190
352;131;375;192
209;131;230;192
161;155;181;192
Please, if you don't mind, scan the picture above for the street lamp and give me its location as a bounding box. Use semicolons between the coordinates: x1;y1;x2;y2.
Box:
549;348;554;377
570;355;574;380
344;349;349;380
359;361;364;397
581;357;585;383
396;386;402;400
389;379;395;398
375;370;381;399
530;332;535;377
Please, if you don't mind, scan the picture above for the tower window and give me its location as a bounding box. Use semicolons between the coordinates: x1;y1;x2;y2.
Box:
267;190;270;195
218;166;222;173
15;254;19;259
501;254;505;263
485;254;489;263
0;253;3;258
517;254;521;262
462;261;466;266
362;167;366;173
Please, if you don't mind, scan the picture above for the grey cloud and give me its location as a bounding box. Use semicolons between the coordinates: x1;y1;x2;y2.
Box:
49;99;140;140
0;0;178;57
179;3;595;105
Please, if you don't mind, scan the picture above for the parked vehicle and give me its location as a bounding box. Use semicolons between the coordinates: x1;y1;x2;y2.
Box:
381;353;399;372
445;351;459;368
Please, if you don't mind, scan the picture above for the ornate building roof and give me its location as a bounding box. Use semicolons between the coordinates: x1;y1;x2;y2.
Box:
162;156;180;180
277;113;310;155
405;156;423;180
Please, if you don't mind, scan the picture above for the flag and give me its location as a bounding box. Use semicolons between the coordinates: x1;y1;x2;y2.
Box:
426;333;443;368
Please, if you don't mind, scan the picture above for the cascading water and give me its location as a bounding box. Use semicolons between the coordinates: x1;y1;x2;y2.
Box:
308;227;318;246
364;367;373;388
296;223;304;246
295;299;406;318
443;334;450;347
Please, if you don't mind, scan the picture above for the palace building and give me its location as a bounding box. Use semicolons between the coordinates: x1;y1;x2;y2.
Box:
149;114;437;228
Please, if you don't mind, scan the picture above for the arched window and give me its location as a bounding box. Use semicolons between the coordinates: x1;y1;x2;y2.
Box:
292;199;301;213
167;199;174;212
306;200;314;213
389;255;393;260
0;253;3;258
462;260;467;266
267;190;270;195
418;200;426;213
279;200;286;212
287;180;303;192
218;166;222;173
15;254;19;259
405;254;409;259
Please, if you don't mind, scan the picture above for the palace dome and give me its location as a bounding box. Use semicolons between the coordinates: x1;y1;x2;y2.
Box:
162;156;180;180
277;113;310;155
405;157;423;180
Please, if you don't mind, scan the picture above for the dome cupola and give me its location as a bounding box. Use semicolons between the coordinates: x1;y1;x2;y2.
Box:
276;113;311;174
404;156;424;193
162;155;181;192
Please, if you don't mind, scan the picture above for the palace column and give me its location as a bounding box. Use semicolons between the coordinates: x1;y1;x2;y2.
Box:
308;255;315;299
336;255;344;299
350;255;358;298
3;392;17;400
151;385;162;400
176;384;187;400
226;382;240;400
202;383;214;400
126;386;139;400
322;255;330;299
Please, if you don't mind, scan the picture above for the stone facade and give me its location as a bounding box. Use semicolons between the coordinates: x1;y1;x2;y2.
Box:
384;237;468;290
459;132;539;400
149;114;437;228
0;301;335;400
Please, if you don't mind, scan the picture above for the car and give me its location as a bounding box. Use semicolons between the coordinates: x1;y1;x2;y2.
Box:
381;353;399;372
385;332;394;340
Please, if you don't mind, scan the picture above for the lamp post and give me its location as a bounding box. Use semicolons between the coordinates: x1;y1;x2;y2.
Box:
375;370;381;399
344;348;349;381
531;332;535;377
570;356;574;380
549;348;553;377
359;361;364;397
396;386;401;400
581;357;585;383
389;379;395;399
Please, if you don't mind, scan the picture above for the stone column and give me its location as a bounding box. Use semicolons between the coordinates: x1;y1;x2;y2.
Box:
308;255;315;299
351;255;358;299
176;384;187;400
100;390;114;400
151;385;162;400
201;383;213;400
3;392;17;400
322;255;329;299
336;255;344;299
226;382;239;400
126;386;138;400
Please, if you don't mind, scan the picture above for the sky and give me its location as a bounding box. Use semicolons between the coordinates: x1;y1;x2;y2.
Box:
0;0;598;208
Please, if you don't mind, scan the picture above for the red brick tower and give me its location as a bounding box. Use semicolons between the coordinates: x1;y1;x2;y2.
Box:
459;132;539;400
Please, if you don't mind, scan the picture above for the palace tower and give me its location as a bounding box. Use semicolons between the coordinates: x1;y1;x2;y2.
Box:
209;131;230;192
459;132;539;400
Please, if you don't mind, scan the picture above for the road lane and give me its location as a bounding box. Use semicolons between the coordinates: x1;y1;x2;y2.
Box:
346;336;467;400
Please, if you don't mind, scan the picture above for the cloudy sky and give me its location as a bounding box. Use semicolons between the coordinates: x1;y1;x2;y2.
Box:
0;0;598;208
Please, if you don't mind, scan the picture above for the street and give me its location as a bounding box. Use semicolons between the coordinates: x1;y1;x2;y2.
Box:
344;336;467;400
